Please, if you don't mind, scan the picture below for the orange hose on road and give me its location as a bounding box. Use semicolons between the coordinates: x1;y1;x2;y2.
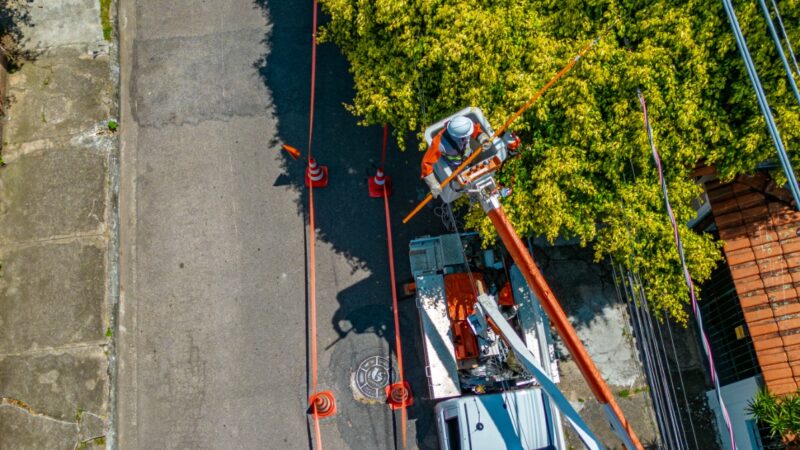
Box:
486;205;643;450
307;0;323;448
384;185;408;449
379;125;408;449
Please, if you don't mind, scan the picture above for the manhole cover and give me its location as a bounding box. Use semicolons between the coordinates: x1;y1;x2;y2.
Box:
353;355;397;401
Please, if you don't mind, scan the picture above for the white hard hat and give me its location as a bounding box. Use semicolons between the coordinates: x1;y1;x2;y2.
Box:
447;116;473;139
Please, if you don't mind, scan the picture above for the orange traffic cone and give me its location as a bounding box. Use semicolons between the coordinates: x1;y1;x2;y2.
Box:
308;391;337;418
305;158;329;188
385;381;413;410
282;144;301;160
368;167;392;198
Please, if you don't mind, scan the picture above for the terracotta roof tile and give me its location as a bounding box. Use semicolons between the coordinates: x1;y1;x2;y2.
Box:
780;332;800;346
778;317;800;333
720;224;747;240
767;380;798;395
730;262;759;280
773;301;800;317
763;272;793;289
767;286;798;303
731;180;764;195
713;196;740;215
753;336;785;352
744;307;775;323
735;276;765;294
737;192;766;210
757;348;788;366
750;230;779;247
707;184;733;202
786;253;800;270
776;224;800;241
754;242;783;260
727;248;756;266
711;179;800;395
769;202;792;214
740;292;770;308
723;236;751;253
781;238;800;255
771;210;800;227
750;321;780;337
757;255;788;273
787;344;800;362
717;211;744;228
742;205;770;223
763;364;794;382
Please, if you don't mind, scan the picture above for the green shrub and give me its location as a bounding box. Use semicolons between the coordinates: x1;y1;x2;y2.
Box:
748;388;800;445
319;0;800;323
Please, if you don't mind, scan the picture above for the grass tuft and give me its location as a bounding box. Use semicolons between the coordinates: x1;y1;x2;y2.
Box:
100;0;112;41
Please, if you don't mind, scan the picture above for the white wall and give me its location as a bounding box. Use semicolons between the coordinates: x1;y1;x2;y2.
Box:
706;376;761;449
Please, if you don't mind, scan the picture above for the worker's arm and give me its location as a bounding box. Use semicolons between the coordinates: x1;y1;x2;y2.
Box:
421;134;444;198
420;140;442;177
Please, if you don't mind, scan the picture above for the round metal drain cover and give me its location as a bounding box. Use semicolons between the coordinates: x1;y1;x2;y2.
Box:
354;355;396;401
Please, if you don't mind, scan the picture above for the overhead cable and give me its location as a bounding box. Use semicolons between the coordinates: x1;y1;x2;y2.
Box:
721;0;800;210
758;0;800;108
637;90;738;449
769;0;800;78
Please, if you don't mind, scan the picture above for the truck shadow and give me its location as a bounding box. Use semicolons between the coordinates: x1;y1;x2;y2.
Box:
253;0;444;448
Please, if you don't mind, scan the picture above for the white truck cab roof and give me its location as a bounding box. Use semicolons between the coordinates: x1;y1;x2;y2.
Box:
435;389;558;450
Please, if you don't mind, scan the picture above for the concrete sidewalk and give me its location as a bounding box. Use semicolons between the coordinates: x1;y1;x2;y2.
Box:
0;1;119;448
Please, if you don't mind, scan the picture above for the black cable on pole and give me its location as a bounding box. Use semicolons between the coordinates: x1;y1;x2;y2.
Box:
620;269;673;449
664;312;701;450
636;275;689;450
634;273;686;450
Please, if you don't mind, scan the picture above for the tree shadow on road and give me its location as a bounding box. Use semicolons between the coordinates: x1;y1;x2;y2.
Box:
0;0;36;70
253;1;445;448
0;1;36;159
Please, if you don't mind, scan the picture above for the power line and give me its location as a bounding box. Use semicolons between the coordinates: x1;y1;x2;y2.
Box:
721;0;800;210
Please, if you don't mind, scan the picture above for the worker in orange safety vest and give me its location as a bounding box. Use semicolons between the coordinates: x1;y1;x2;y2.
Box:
420;115;492;198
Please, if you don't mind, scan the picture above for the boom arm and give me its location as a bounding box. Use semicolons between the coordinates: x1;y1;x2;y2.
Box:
473;181;643;450
474;294;603;450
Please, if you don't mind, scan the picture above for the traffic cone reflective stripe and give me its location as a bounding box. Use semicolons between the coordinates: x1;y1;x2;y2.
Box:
305;158;329;188
309;391;336;418
308;159;323;181
374;169;386;185
368;167;392;198
385;381;413;410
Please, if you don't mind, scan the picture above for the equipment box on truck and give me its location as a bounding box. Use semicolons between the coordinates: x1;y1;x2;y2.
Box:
409;233;566;450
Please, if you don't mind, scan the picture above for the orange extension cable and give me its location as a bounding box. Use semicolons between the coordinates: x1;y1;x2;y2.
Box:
307;0;323;448
379;125;409;449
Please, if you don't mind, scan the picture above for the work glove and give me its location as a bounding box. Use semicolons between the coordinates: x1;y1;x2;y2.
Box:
478;133;492;153
424;173;443;198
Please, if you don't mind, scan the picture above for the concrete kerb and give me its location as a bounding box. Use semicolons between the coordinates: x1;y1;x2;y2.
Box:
114;0;136;447
0;52;8;157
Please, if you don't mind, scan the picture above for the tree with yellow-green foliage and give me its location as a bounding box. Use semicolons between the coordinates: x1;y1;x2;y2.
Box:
318;0;800;324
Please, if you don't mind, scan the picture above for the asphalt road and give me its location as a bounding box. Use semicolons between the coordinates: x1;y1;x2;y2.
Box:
117;0;444;448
